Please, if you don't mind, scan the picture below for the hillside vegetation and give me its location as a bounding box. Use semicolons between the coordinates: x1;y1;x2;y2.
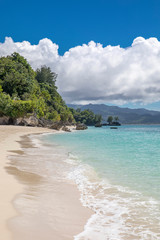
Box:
0;53;74;123
69;108;102;125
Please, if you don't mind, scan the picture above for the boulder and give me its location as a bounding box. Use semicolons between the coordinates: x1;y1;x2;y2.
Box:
62;126;71;132
13;117;25;126
0;116;10;125
23;116;39;127
50;122;63;130
37;118;45;127
76;123;88;130
95;123;102;127
112;121;121;126
38;118;55;128
13;116;39;127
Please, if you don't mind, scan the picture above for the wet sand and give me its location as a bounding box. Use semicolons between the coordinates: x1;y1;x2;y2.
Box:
0;125;92;240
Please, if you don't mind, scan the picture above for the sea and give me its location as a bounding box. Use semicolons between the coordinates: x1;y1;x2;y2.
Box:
41;125;160;240
9;125;160;240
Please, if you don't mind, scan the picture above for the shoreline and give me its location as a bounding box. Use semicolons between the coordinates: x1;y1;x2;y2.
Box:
0;125;92;240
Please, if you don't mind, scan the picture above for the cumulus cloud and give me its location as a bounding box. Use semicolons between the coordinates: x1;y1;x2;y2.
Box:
1;36;160;104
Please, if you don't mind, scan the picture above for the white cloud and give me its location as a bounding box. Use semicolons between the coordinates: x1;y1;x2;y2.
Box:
1;36;160;104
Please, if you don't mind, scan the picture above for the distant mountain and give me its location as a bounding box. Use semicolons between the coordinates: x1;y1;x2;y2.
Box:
67;104;160;124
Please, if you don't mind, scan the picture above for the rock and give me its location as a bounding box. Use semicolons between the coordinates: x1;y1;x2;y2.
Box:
110;127;118;129
37;118;45;127
63;121;73;126
0;115;76;133
0;116;10;125
38;118;57;128
13;117;25;126
76;123;88;130
62;126;71;132
13;116;39;127
95;123;102;127
112;121;121;126
23;116;39;127
50;122;63;130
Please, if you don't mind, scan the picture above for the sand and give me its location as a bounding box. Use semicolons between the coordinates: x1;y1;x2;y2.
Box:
0;125;92;240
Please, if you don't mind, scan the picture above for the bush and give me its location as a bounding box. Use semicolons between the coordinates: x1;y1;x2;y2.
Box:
5;100;34;118
0;92;12;116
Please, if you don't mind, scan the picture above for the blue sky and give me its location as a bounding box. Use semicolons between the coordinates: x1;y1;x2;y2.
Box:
1;0;160;54
1;0;160;110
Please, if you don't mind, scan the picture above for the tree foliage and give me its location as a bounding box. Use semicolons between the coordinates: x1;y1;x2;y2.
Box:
107;115;120;125
0;53;36;99
107;116;113;124
36;65;57;85
70;108;102;125
114;116;119;122
0;53;74;122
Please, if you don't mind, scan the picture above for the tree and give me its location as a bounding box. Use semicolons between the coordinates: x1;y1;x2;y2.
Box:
114;116;119;122
95;114;102;124
69;107;102;126
0;53;74;123
0;92;12;116
0;52;36;99
36;65;57;85
107;116;113;125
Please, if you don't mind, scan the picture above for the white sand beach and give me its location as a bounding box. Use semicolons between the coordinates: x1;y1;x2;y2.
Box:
0;125;92;240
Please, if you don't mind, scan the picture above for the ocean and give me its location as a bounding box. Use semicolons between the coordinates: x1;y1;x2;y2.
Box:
41;125;160;240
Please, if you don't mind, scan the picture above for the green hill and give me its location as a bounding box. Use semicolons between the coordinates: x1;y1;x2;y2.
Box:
0;53;74;123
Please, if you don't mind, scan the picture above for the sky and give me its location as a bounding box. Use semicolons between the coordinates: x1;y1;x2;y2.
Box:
1;0;160;110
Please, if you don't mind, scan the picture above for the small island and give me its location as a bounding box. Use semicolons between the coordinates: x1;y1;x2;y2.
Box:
94;115;121;127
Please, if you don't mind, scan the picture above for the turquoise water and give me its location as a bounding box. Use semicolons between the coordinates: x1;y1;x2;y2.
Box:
42;125;160;239
44;125;160;200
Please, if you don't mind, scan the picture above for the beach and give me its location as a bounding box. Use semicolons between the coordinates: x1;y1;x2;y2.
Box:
0;125;92;240
1;125;160;240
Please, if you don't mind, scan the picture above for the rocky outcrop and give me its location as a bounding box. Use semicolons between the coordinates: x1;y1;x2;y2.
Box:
0;115;87;132
13;117;24;126
24;116;39;127
38;118;53;128
49;121;64;130
13;116;39;127
13;117;74;131
76;123;88;130
62;126;71;132
111;121;121;126
95;123;102;127
0;116;11;125
102;122;121;126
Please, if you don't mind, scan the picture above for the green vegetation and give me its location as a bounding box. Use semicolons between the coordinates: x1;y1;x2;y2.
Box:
114;116;119;122
0;53;74;122
69;108;102;125
107;115;120;125
107;116;113;125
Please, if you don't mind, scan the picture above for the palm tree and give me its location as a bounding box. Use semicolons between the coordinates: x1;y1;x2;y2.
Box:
107;116;113;125
114;116;119;123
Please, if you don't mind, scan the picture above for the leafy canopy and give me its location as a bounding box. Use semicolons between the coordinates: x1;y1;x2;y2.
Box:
0;53;74;122
0;52;36;99
70;108;102;125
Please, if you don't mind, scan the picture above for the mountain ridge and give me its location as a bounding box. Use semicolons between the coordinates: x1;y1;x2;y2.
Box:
67;103;160;124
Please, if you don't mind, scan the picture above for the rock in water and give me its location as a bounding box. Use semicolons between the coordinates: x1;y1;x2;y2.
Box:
76;123;88;130
95;123;102;127
62;126;71;132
